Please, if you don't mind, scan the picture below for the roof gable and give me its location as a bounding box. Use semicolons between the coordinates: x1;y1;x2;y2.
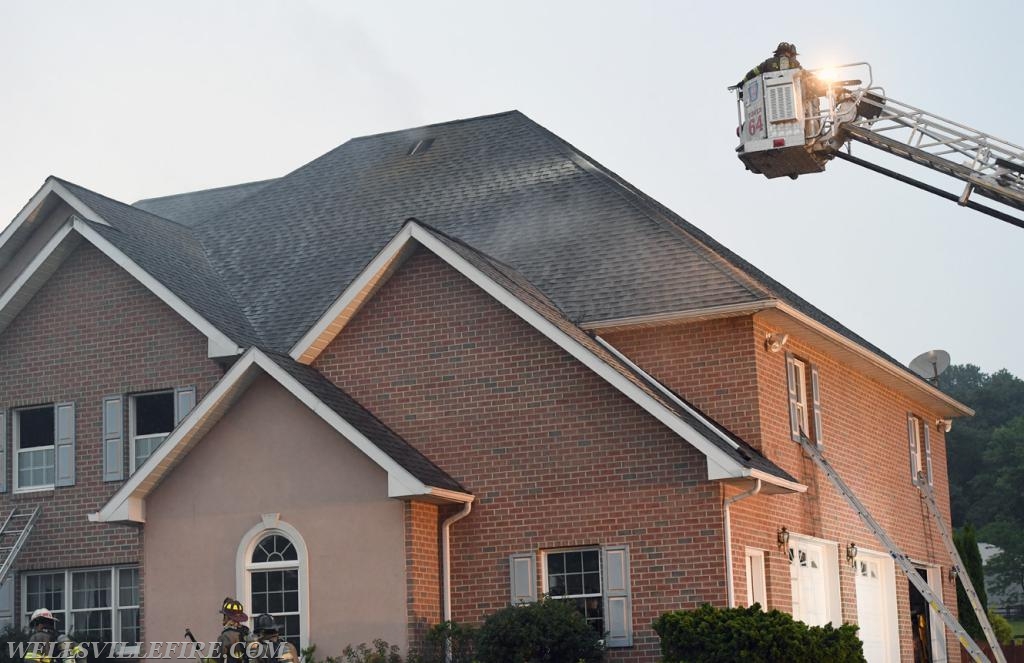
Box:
93;347;470;523
291;220;803;493
0;182;244;357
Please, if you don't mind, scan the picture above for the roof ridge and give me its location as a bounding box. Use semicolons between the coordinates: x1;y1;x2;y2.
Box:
133;178;279;206
347;110;521;143
53;176;195;231
54;176;265;346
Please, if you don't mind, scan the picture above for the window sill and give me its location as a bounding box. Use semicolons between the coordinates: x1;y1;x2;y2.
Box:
13;485;54;494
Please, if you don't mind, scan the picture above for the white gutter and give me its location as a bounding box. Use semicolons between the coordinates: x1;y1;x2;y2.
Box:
441;500;474;622
723;479;762;608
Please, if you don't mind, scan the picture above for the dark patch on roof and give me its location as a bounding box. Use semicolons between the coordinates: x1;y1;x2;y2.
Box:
261;350;467;493
134;180;278;227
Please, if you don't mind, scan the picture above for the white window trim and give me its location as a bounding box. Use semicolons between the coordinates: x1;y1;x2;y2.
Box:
539;545;614;643
744;547;767;608
235;515;310;651
128;391;174;475
13;405;55;494
791;358;810;436
20;566;140;654
787;533;841;627
852;547;899;663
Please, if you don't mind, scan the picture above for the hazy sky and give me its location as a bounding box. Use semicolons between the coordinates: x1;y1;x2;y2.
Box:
1;1;1021;377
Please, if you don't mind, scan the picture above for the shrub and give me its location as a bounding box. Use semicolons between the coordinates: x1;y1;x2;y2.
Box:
0;625;29;663
988;609;1014;645
408;621;477;663
475;598;604;663
653;604;865;663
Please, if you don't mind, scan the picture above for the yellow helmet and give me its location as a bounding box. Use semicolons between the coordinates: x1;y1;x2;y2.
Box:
220;597;248;621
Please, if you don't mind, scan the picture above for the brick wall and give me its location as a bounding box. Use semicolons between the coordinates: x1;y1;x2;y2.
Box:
605;314;960;662
314;249;729;661
405;501;440;649
0;243;223;624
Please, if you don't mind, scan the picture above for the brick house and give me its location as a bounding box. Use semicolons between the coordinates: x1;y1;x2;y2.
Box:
0;111;971;663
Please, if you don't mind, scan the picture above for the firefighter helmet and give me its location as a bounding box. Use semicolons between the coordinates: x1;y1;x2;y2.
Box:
774;42;798;57
29;608;59;626
253;613;280;635
220;597;248;622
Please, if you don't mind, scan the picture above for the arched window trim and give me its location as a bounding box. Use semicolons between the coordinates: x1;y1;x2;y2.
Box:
235;515;310;651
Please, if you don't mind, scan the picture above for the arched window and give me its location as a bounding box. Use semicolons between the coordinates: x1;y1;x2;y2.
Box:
237;519;308;651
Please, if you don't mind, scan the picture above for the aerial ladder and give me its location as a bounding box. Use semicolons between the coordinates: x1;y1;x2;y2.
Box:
793;429;1005;663
731;63;1024;229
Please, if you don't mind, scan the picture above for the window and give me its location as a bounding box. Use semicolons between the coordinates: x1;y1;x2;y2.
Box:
537;546;632;646
15;406;55;490
790;359;810;435
908;416;923;480
907;414;933;486
545;549;604;634
22;567;138;648
131;392;175;472
247;534;302;650
786;354;823;445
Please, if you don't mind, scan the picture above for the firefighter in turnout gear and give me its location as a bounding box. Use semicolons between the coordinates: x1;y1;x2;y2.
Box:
250;614;297;663
740;41;802;85
55;635;85;663
214;598;251;663
24;609;59;663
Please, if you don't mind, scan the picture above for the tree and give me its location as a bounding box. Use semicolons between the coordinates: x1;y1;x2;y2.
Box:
953;524;988;642
982;521;1024;607
940;365;1024;528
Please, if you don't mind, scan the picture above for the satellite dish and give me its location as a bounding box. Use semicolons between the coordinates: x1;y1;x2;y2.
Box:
909;349;951;384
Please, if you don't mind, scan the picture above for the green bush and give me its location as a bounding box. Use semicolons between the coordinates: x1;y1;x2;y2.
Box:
653;604;865;663
988;610;1014;645
303;640;402;663
408;621;477;663
475;598;604;663
0;625;30;663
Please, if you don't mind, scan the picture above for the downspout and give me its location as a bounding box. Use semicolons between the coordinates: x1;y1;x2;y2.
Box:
441;500;473;622
723;479;762;608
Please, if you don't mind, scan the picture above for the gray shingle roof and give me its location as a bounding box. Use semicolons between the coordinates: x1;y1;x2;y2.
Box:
262;349;466;493
35;112;935;452
54;178;261;347
134;180;278;227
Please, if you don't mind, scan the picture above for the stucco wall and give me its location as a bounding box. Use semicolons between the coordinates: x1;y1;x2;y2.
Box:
144;375;408;655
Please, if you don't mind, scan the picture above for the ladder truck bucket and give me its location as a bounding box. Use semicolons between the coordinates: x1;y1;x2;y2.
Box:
734;69;833;179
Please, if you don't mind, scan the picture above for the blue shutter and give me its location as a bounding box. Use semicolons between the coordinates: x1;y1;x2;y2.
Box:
0;410;7;493
509;553;537;604
174;386;196;425
785;353;800;442
810;364;823;447
907;414;919;485
603;545;633;647
54;401;75;487
102;396;124;482
923;420;934;486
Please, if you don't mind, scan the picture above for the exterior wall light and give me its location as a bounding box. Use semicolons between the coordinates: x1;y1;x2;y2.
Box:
846;542;858;568
949;566;958;582
765;332;790;353
777;526;790;550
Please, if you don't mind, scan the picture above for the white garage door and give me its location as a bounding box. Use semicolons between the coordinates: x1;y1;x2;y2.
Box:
855;555;898;663
790;542;828;626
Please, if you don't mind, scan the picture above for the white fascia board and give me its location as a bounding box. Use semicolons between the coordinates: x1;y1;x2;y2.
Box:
71;218;242;359
253;353;431;498
92;348;440;523
405;224;752;481
287;220;770;484
93;349;261;523
0;221;75;313
0;179;106;256
290;224;415;362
